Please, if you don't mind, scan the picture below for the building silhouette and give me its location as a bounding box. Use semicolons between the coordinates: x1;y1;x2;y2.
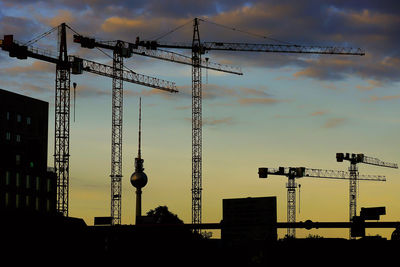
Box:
0;88;56;214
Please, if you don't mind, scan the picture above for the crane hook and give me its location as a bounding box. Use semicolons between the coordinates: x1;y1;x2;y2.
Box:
298;184;301;214
73;82;77;122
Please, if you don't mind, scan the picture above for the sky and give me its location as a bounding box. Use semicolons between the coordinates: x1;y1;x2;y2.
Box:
0;0;399;239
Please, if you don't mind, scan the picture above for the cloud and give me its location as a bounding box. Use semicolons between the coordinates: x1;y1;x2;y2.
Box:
0;79;52;94
2;0;400;85
124;87;177;99
292;57;359;81
203;116;234;126
323;118;346;128
37;9;75;27
355;79;384;91
0;16;41;41
239;86;269;96
320;82;339;91
74;84;110;98
0;61;54;76
184;116;234;126
175;105;191;110
365;95;400;102
237;97;285;105
101;17;144;33
310;110;328;116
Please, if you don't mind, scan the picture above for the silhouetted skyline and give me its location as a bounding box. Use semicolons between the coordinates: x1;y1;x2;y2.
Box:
0;0;399;240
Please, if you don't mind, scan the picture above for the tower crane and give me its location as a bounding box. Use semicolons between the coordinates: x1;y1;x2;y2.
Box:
73;34;242;225
0;23;178;218
134;17;365;231
258;166;386;238
336;153;398;237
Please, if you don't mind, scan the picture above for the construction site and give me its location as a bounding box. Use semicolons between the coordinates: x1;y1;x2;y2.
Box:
0;5;399;265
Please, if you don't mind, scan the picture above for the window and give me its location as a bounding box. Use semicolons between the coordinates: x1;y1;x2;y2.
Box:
25;195;30;207
36;176;40;191
16;154;21;165
6;112;10;120
16;172;20;187
5;193;9;207
26;117;31;125
46;199;51;212
16;194;20;208
35;197;40;211
17;114;21;122
16;134;21;142
26;175;30;189
47;179;52;192
6;132;11;141
5;171;10;185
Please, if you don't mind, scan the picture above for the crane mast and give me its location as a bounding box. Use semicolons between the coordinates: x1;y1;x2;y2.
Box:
55;23;70;216
110;41;124;225
191;18;202;229
336;153;398;238
259;166;386;238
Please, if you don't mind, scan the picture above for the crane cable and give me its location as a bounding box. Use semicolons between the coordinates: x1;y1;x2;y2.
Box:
148;18;193;41
65;24;138;74
298;184;301;214
198;17;294;45
22;26;58;46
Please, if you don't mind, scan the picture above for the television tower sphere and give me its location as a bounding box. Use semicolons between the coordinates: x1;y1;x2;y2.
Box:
130;171;148;189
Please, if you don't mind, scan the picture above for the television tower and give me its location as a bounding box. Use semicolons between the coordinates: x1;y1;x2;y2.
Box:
130;97;148;223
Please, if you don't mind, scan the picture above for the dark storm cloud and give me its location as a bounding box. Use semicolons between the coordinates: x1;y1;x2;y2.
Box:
0;0;399;83
0;16;40;41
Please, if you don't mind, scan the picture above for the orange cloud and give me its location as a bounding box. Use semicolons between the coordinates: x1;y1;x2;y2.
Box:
367;95;400;102
203;116;234;126
38;9;75;27
310;110;328;116
355;79;383;91
238;97;284;105
184;116;234;126
345;9;400;27
239;87;269;96
175;105;191;110
101;17;144;32
0;61;54;75
323;118;346;128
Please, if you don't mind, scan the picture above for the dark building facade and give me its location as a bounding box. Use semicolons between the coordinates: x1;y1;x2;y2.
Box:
0;88;56;214
222;196;277;245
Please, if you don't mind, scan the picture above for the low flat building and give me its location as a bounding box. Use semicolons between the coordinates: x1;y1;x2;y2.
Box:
222;196;277;245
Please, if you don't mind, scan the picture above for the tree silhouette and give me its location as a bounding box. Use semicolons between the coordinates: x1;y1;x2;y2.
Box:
146;206;184;225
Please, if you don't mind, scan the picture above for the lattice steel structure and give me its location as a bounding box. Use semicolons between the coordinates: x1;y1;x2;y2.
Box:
55;23;71;216
286;174;297;237
110;42;124;225
1;24;178;219
259;166;386;238
348;163;358;226
191;18;202;228
336;153;398;238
